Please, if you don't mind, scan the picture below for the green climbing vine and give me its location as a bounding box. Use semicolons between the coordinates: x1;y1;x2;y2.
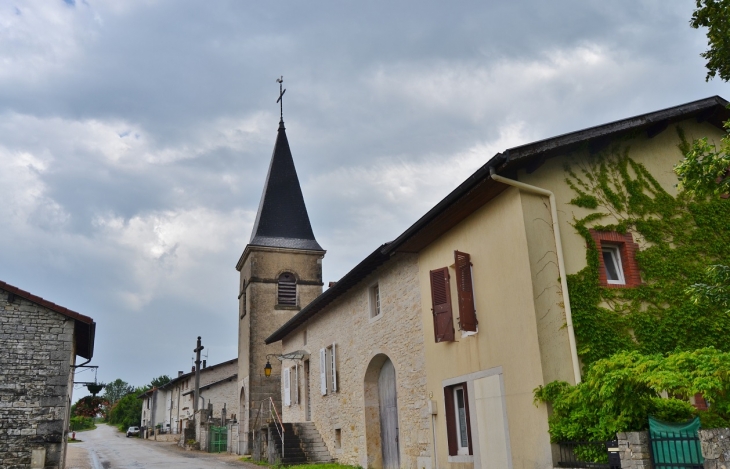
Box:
532;129;730;444
564;133;730;366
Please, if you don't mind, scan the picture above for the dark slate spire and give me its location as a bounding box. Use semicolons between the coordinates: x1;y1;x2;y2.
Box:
249;121;323;251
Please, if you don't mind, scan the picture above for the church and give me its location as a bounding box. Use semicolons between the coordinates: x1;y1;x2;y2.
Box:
234;92;730;469
235;104;326;455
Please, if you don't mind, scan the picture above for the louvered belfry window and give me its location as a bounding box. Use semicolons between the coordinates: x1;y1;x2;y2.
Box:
278;273;297;306
455;251;477;332
430;267;455;342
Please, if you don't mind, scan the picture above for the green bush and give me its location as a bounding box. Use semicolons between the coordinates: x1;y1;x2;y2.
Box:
69;416;95;431
534;348;730;443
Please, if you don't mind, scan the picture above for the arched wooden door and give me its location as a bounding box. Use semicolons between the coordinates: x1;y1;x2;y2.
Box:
378;358;400;469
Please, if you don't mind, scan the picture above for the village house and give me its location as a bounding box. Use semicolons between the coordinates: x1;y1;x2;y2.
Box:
141;357;238;440
263;96;729;469
0;280;96;469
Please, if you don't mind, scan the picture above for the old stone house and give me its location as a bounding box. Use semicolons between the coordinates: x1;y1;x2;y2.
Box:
139;387;167;436
0;280;96;469
142;357;237;437
262;96;729;469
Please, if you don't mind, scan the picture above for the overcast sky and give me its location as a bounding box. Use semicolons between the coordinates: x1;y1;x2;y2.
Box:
2;1;728;399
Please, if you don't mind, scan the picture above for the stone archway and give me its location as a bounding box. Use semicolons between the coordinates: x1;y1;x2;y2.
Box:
363;354;400;469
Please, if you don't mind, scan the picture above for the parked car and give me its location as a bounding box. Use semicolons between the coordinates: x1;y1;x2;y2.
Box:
126;426;140;437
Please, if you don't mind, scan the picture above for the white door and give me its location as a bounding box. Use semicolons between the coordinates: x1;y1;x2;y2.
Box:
473;375;511;469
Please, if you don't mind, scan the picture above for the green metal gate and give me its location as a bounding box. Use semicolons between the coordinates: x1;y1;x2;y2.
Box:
648;416;703;468
209;426;227;453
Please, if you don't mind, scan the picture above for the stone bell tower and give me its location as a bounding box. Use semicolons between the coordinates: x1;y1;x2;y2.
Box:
235;106;325;453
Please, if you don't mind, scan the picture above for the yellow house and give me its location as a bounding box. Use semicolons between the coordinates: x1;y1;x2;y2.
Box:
265;96;729;469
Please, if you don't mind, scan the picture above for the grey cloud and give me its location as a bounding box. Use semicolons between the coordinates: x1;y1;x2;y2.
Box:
0;0;728;392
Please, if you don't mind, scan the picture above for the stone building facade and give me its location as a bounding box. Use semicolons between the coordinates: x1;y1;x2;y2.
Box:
263;96;730;469
276;253;429;469
0;280;95;469
156;357;237;435
235;118;325;454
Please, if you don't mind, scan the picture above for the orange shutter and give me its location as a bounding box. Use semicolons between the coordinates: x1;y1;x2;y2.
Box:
455;251;477;332
430;267;455;342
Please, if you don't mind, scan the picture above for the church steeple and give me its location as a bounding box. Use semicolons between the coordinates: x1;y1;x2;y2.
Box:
248;119;323;251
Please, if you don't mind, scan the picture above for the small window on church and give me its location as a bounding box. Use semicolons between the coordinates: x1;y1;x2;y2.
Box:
278;273;297;306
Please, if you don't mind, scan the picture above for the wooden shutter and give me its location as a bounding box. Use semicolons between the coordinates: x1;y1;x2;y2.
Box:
331;343;337;393
444;386;458;456
278;273;297;305
455;251;478;332
283;367;291;406
430;267;455;342
461;384;474;455
293;364;299;405
320;348;327;395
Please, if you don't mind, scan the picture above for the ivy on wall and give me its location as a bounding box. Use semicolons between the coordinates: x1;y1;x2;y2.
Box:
563;133;730;366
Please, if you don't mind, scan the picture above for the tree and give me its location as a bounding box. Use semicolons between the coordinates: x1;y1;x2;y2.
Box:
690;0;730;82
74;396;108;418
674;121;730;199
107;387;146;431
102;379;134;406
150;375;172;388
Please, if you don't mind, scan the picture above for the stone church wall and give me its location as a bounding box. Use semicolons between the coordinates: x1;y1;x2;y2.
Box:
0;289;76;469
238;246;324;453
280;253;430;469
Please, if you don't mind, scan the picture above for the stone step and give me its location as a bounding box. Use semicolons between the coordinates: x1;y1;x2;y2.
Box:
305;452;333;459
301;441;327;449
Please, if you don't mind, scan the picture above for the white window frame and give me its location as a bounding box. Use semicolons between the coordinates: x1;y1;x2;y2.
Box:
320;343;338;395
369;283;381;320
284;367;291;406
602;245;626;285
330;343;337;393
320;348;327;395
453;385;470;455
293;364;299;405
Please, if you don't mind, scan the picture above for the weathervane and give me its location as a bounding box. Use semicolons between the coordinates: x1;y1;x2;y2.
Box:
276;76;286;123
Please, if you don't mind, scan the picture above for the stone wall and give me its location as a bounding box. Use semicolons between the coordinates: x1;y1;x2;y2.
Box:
228;422;239;453
199;375;238;423
617;431;652;469
237;246;324;454
280;253;429;469
699;428;730;469
0;290;76;469
166;359;237;434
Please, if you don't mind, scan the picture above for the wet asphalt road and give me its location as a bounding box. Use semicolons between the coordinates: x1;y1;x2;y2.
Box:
67;424;251;469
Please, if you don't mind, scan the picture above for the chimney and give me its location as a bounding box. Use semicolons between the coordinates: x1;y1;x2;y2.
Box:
328;281;337;288
191;366;195;373
203;360;207;369
178;371;183;377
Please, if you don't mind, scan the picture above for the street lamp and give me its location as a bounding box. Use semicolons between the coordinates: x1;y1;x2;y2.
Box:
264;351;309;377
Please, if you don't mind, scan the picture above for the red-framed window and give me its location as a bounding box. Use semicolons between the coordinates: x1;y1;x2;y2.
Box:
589;230;641;288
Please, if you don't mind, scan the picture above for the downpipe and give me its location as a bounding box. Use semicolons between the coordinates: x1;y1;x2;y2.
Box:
489;167;582;384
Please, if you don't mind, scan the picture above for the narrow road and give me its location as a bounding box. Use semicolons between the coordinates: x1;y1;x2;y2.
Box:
66;424;252;469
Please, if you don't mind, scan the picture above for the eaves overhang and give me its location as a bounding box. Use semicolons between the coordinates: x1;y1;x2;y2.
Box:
383;95;730;255
0;280;96;360
265;96;729;344
264;244;391;344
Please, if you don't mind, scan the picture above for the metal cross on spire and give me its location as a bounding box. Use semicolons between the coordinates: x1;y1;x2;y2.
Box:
276;76;286;123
